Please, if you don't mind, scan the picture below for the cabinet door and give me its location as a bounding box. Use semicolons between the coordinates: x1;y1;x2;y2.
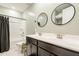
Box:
38;47;52;56
31;44;37;56
26;37;37;56
26;37;32;55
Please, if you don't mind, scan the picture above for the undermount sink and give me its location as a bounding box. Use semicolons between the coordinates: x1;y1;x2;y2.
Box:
36;33;56;38
35;33;79;44
36;33;63;39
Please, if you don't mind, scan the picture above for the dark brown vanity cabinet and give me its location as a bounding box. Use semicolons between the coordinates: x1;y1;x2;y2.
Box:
38;41;79;56
26;37;79;56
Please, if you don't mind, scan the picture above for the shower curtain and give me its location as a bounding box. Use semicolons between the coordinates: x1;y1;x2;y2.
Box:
0;16;10;53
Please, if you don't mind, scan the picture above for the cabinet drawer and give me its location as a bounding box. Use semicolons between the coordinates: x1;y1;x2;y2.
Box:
38;41;79;56
26;37;37;45
31;38;37;45
26;37;31;44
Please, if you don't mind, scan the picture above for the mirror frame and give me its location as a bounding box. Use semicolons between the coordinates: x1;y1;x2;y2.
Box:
37;12;48;27
51;3;76;25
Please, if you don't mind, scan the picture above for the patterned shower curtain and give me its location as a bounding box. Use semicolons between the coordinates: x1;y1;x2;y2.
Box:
0;16;10;53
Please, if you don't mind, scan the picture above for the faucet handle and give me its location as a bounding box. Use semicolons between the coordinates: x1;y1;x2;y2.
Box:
57;34;63;39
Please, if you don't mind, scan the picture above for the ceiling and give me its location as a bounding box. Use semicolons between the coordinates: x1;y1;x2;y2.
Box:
0;3;33;13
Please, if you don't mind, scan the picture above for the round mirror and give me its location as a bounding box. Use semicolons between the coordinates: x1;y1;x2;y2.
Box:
51;3;76;25
37;12;48;27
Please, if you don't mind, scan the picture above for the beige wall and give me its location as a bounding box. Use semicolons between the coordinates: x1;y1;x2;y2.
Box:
23;3;79;35
22;10;36;35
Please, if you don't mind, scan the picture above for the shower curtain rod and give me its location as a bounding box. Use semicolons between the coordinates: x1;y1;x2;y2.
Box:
0;14;27;21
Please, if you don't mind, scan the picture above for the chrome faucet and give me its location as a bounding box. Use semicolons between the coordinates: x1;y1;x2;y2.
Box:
38;32;42;36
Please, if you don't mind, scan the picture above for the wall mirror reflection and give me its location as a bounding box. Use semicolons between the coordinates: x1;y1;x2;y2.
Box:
37;12;48;27
51;3;76;25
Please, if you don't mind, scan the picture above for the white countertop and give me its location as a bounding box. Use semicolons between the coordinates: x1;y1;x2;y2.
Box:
26;33;79;52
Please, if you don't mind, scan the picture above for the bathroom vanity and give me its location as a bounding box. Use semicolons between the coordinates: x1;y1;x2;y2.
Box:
26;33;79;56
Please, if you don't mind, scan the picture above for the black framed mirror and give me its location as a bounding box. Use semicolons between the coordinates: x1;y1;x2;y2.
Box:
37;12;48;27
51;3;76;25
